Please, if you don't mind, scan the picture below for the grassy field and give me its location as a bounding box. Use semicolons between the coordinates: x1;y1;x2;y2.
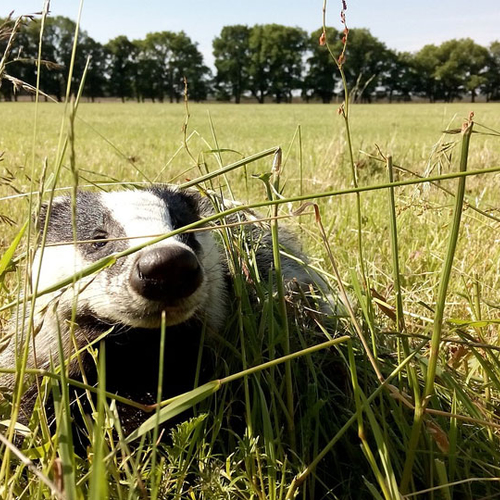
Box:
1;100;500;499
2;102;500;308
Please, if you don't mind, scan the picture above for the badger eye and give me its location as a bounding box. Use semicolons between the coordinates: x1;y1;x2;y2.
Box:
91;231;108;249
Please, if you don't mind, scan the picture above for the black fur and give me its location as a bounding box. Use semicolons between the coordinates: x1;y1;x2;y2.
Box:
149;186;202;250
39;192;129;259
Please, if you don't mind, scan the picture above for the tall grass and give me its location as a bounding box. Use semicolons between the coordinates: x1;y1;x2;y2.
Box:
1;4;500;499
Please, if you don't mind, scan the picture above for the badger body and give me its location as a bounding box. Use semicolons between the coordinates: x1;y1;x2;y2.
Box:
1;186;326;433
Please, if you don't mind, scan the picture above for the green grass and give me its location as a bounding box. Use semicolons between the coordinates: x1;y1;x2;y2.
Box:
2;101;500;310
1;99;500;499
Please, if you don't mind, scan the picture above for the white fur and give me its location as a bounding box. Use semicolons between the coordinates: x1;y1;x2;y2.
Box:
32;244;85;294
103;190;175;247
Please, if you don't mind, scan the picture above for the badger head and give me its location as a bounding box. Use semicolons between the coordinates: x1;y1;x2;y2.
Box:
33;187;226;331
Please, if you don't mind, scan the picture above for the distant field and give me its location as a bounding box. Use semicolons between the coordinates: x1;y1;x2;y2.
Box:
2;101;500;311
2;102;500;186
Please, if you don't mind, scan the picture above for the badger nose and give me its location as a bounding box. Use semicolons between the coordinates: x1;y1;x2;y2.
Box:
130;246;203;302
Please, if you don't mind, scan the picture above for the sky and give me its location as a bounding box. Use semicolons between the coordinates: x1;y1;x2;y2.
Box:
3;0;500;68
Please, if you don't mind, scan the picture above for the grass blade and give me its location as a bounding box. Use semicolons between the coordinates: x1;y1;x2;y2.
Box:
401;114;474;493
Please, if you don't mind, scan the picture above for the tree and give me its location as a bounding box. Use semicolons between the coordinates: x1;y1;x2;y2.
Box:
171;31;210;102
80;35;107;101
139;31;210;103
0;15;107;101
413;44;442;102
461;39;489;102
248;24;307;103
15;16;106;101
139;32;176;102
481;41;500;102
340;28;390;102
213;25;251;103
436;39;488;102
37;17;88;100
0;15;40;101
414;39;489;102
106;35;137;102
133;39;160;102
381;50;418;102
303;27;340;103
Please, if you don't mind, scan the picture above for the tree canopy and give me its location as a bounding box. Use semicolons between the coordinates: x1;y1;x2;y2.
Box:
1;15;498;103
212;25;251;103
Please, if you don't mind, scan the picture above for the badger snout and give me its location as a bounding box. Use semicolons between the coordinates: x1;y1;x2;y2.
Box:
130;246;203;303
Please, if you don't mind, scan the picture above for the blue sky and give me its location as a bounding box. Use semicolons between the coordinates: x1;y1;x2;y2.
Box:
4;1;500;68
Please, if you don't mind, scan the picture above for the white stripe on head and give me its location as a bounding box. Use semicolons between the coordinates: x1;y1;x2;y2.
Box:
102;190;176;248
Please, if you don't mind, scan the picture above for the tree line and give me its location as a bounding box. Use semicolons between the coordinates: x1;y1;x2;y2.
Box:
1;15;499;103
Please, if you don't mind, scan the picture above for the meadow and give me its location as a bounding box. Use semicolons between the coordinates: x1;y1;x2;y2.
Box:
1;100;500;499
2;101;500;308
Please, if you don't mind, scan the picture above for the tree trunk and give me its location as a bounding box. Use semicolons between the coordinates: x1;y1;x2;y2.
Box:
250;88;264;104
236;74;242;104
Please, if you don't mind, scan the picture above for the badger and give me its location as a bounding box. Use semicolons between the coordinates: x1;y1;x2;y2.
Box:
0;185;331;436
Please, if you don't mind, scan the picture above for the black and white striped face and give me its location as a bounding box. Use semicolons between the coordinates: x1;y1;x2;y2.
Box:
33;187;226;330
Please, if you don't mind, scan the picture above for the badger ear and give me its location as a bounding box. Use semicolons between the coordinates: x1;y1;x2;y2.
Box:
192;190;214;218
35;196;70;232
149;185;201;214
181;188;201;212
